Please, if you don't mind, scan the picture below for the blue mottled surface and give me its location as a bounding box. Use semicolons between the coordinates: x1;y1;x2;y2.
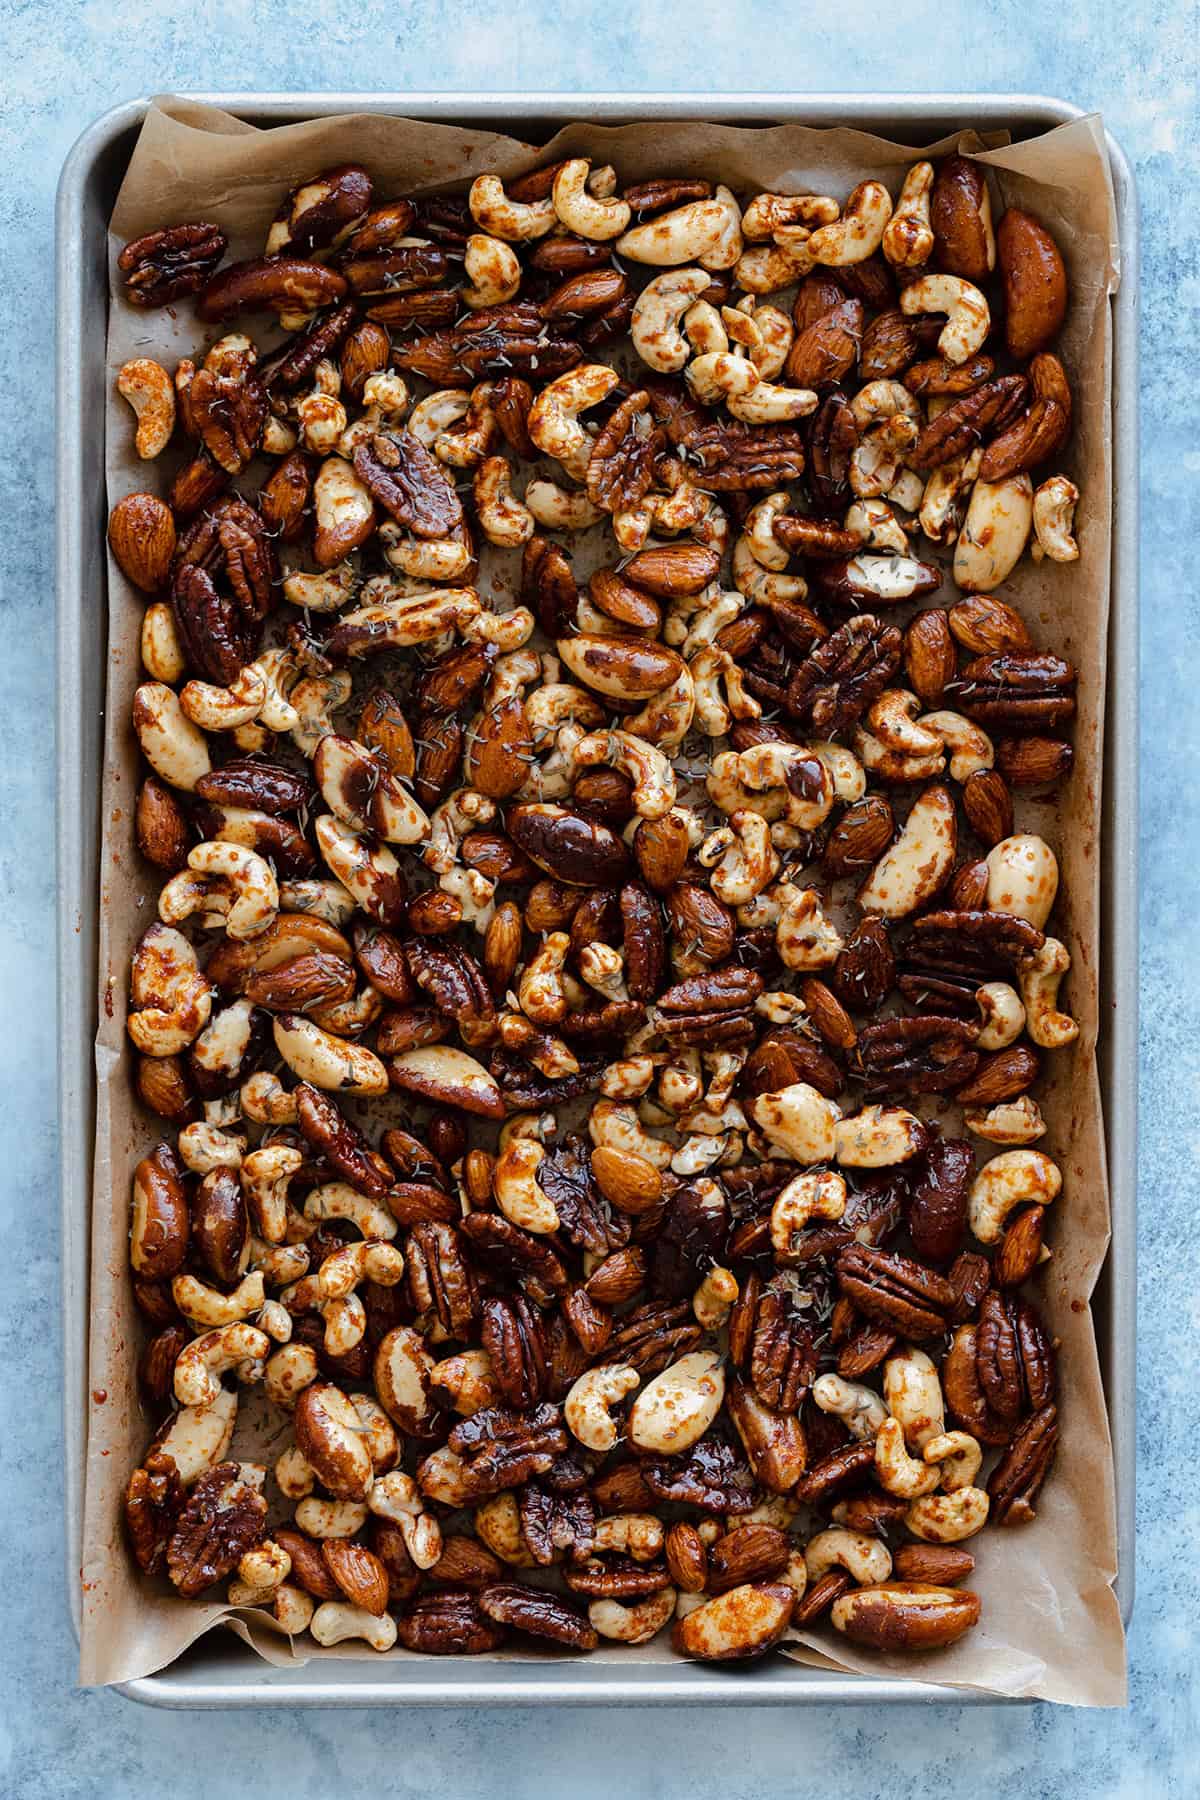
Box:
1;5;1196;1793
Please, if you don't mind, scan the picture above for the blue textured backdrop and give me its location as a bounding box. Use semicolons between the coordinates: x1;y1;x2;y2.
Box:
2;5;1196;1793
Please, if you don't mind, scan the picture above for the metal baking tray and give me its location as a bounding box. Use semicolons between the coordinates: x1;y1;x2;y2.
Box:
56;91;1138;1708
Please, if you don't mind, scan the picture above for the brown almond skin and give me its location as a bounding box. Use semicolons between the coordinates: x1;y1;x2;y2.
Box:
904;610;957;705
275;1527;341;1601
322;1540;390;1616
340;320;391;400
955;1044;1040;1106
961;769;1014;846
994;1204;1047;1287
135;1053;197;1123
634;814;691;893
832;1580;981;1650
949;594;1032;655
998;209;1068;359
590;1146;663;1215
108;492;176;592
996;736;1075;787
785;298;864;390
931;157;995;282
464;697;534;799
136;777;191;871
616;544;719;598
893;1545;976;1585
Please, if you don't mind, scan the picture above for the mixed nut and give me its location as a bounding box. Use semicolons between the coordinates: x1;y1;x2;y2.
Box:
116;147;1080;1665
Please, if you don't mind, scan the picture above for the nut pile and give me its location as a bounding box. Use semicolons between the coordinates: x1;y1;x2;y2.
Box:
116;150;1080;1664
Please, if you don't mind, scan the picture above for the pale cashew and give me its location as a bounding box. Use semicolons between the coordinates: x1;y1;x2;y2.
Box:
689;646;761;737
227;1539;293;1609
133;682;212;791
472;456;534;548
589;1588;677;1644
289;671;352;757
578;943;628;1003
461;233;521;308
295;389;348;455
424;787;496;878
118;357;175;458
528;364;619;480
664;582;743;653
1016;937;1079;1049
517;930;570;1025
692;1266;739;1331
883;1346;945;1451
241;1072;298;1126
972;981;1025;1052
552;158;630;240
407;390;472;450
573;729;675;820
473;1489;536;1564
623;664;696;751
525;683;605;742
920;709;994;782
431;1349;498;1416
273;1012;388;1095
361;370;410;417
740;492;791;570
174;1322;269;1409
905;1486;990;1542
380;531;473;582
867;688;943;757
294;1498;369;1540
565;1363;641;1453
808;181;893;266
628;1351;725;1453
127;923;212;1055
748;1082;841;1164
266;1347;319;1412
277;879;358;927
282;564;358;616
698;812;778;906
492;1138;559;1234
859;783;957;918
954;474;1034;591
368;1470;443;1568
684;298;728;355
985;833;1059;928
615;187;743;271
524;477;605;531
965;1095;1047;1145
303;1181;398;1241
317;1240;405;1301
310;1603;397;1652
468;174;556;241
742;192;840;239
919;446;983;544
967;1148;1062;1244
773;882;844;971
140;602;186;683
588;1099;673;1169
901;272;990;364
186;841;278;940
874;1415;941;1498
923;1430;983;1491
805;1527;893;1586
631;268;712;373
153;1387;237;1484
435;386;502;471
744;301;793;378
729;378;818;425
686;351;759;409
171;1272;262;1331
882;162;935;268
707;742;833;831
1032;474;1081;563
735;236;814;295
770;1171;847;1255
440;864;497;933
835;1105;926;1167
812;1373;888;1442
812;741;868;803
157;867;231;934
177;1121;245;1173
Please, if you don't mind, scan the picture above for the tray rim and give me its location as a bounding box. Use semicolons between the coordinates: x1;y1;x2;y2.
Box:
55;88;1138;1708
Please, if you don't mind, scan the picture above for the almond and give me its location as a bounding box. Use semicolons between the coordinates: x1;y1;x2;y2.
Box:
961;769;1014;846
464;696;534;799
664;1521;709;1593
892;1544;976;1585
634;813;691;893
997;208;1068;359
948;594;1032;655
799;977;857;1050
707;1523;790;1594
996;736;1074;786
590;1146;663;1215
339;319;391;399
429;1533;504;1588
620;543;720;597
785;297;864;390
904;609;957;704
822;794;894;879
993;1203;1046;1288
949;857;990;910
589;565;662;632
584;1246;649;1303
135;776;191;870
108;491;176;592
954;1044;1041;1106
322;1539;389;1615
931;156;995;282
791;273;846;335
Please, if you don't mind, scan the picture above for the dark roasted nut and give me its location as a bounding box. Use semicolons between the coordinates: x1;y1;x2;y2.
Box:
523;535;579;637
166;1462;267;1597
799;978;857;1051
603;1299;702;1377
322;1539;390;1616
445;1403;569;1499
429;1534;504;1589
910;376;1028;471
791;1569;853;1625
793;1440;877;1507
726;1382;807;1492
905;353;996;396
831;1581;981;1650
200;256;348;321
340;319;392;400
996;736;1075;787
478;1582;598;1650
632;813;689;892
998;210;1068;359
189;1168;248;1284
396;301;582;385
124;1452;184;1575
988;1403;1059;1524
639;1440;756;1513
907;1136;973;1263
119;223;228;307
109;492;177;592
563;1556;672;1599
948;594;1033;655
787;614;902;735
136;1053;197;1124
404;938;496;1048
942;1323;1014;1445
962;769;1014;846
243;951;354;1014
729;1278;818;1411
832;1491;910;1534
258;450;313;544
823;795;894;879
170;452;230;520
397;1590;507;1654
853;1017;970;1101
519;1482;596;1565
994;1205;1047;1288
463;696;534;801
130;1144;189;1280
833;916;896;1014
1014;1296;1057;1411
507;803;631;887
931;156;994;281
858;308;920;380
904;609;957;705
405;1221;478;1337
806;391;858;504
481;1294;549;1409
976;1290;1025;1420
295;1082;391;1199
946;1250;992;1323
268;303;358;393
837;1320;898;1379
353;429;463;538
894;1543;976;1584
836;1245;955;1339
584;389;660;513
135;776;191;871
707;1524;791;1595
195;758;312;816
786;298;864;390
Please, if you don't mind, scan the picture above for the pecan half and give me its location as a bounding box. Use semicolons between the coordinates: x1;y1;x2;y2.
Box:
165;1462;267;1597
479;1582;598;1650
539;1136;631;1257
352;429;463;538
910;376;1028;471
987;1404;1059;1525
119;223;227;307
518;1482;596;1565
855;1015;979;1097
397;1590;506;1653
481;1294;549;1409
787;614;902;735
835;1245;954;1339
947;653;1077;734
640;1438;757;1513
728;1276;818;1412
793;1440;877;1508
459;1212;569;1307
404;938;496;1047
124;1452;184;1575
405;1221;478;1337
447;1403;569;1498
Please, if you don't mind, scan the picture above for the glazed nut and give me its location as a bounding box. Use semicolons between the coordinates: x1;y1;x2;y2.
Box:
564;1364;641;1452
552;159;631;240
310;1601;398;1652
883;1347;945;1451
631;268;712;372
671;1583;795;1661
174;1322;270;1409
900;273;990;365
1016;937;1079;1049
830;1581;981;1650
589;1587;677;1644
273;1013;388;1095
811;1373;889;1442
905;1485;990;1542
968;1147;1062;1243
881;163;935;269
985;833;1059;928
615;187;744;271
118;359;176;458
858;783;957;919
834;1105;925;1168
1032;475;1080;563
749;1082;841;1164
627;1351;725;1453
874;1416;942;1498
461;234;522;309
492;1137;559;1234
808;182;893;265
468;174;557;242
769;1170;847;1255
954;474;1034;592
804;1528;893;1587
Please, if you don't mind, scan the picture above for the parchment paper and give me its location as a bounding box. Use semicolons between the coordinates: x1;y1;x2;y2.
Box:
80;98;1125;1702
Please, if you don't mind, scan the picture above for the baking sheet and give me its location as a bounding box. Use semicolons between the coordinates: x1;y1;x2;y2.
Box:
79;97;1125;1703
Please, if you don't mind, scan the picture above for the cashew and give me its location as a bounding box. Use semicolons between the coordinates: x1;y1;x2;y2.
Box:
741;192;839;239
472;456;534;548
689;647;761;738
492;1137;559;1235
835;1104;926;1168
1032;474;1081;563
310;1603;397;1652
241;1072;298;1126
692;1266;738;1331
272;1012;388;1095
628;1351;725;1454
588;1099;673;1169
472;1489;536;1564
186;841;278;940
919;446;983;546
624;664;697;751
881;162;935;267
954;474;1034;591
516;930;570;1025
901;272;990;364
149;1386;236;1485
974;981;1026;1051
303;1181;398;1241
867;688;943;757
294;1498;370;1539
808;181;893;265
748;1082;841;1165
920;709;994;782
616;187;743;271
528;364;620;480
552;158;630;240
289;671;352;757
770;1171;847;1255
812;1373;889;1442
735;235;816;294
524;477;605;531
573;729;675;820
228;1539;293;1609
859;783;956;919
729;378;818;425
590;1588;678;1644
923;1430;983;1491
631;268;712;373
698;812;779;906
985;833;1059;929
564;1363;641;1455
118;357;176;458
174;1322;269;1409
171;1272;263;1330
468;174;557;242
266;1347;319;1412
177;1121;245;1173
460;232;521;308
805;1527;893;1587
967;1147;1062;1243
127;924;212;1055
707;742;833;831
905;1486;990;1542
1016;937;1079;1049
874;1415;942;1498
277;879;358;927
965;1095;1047;1145
883;1347;945;1451
368;1470;443;1568
769;882;841;972
578;943;628;1003
133;682;212;792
